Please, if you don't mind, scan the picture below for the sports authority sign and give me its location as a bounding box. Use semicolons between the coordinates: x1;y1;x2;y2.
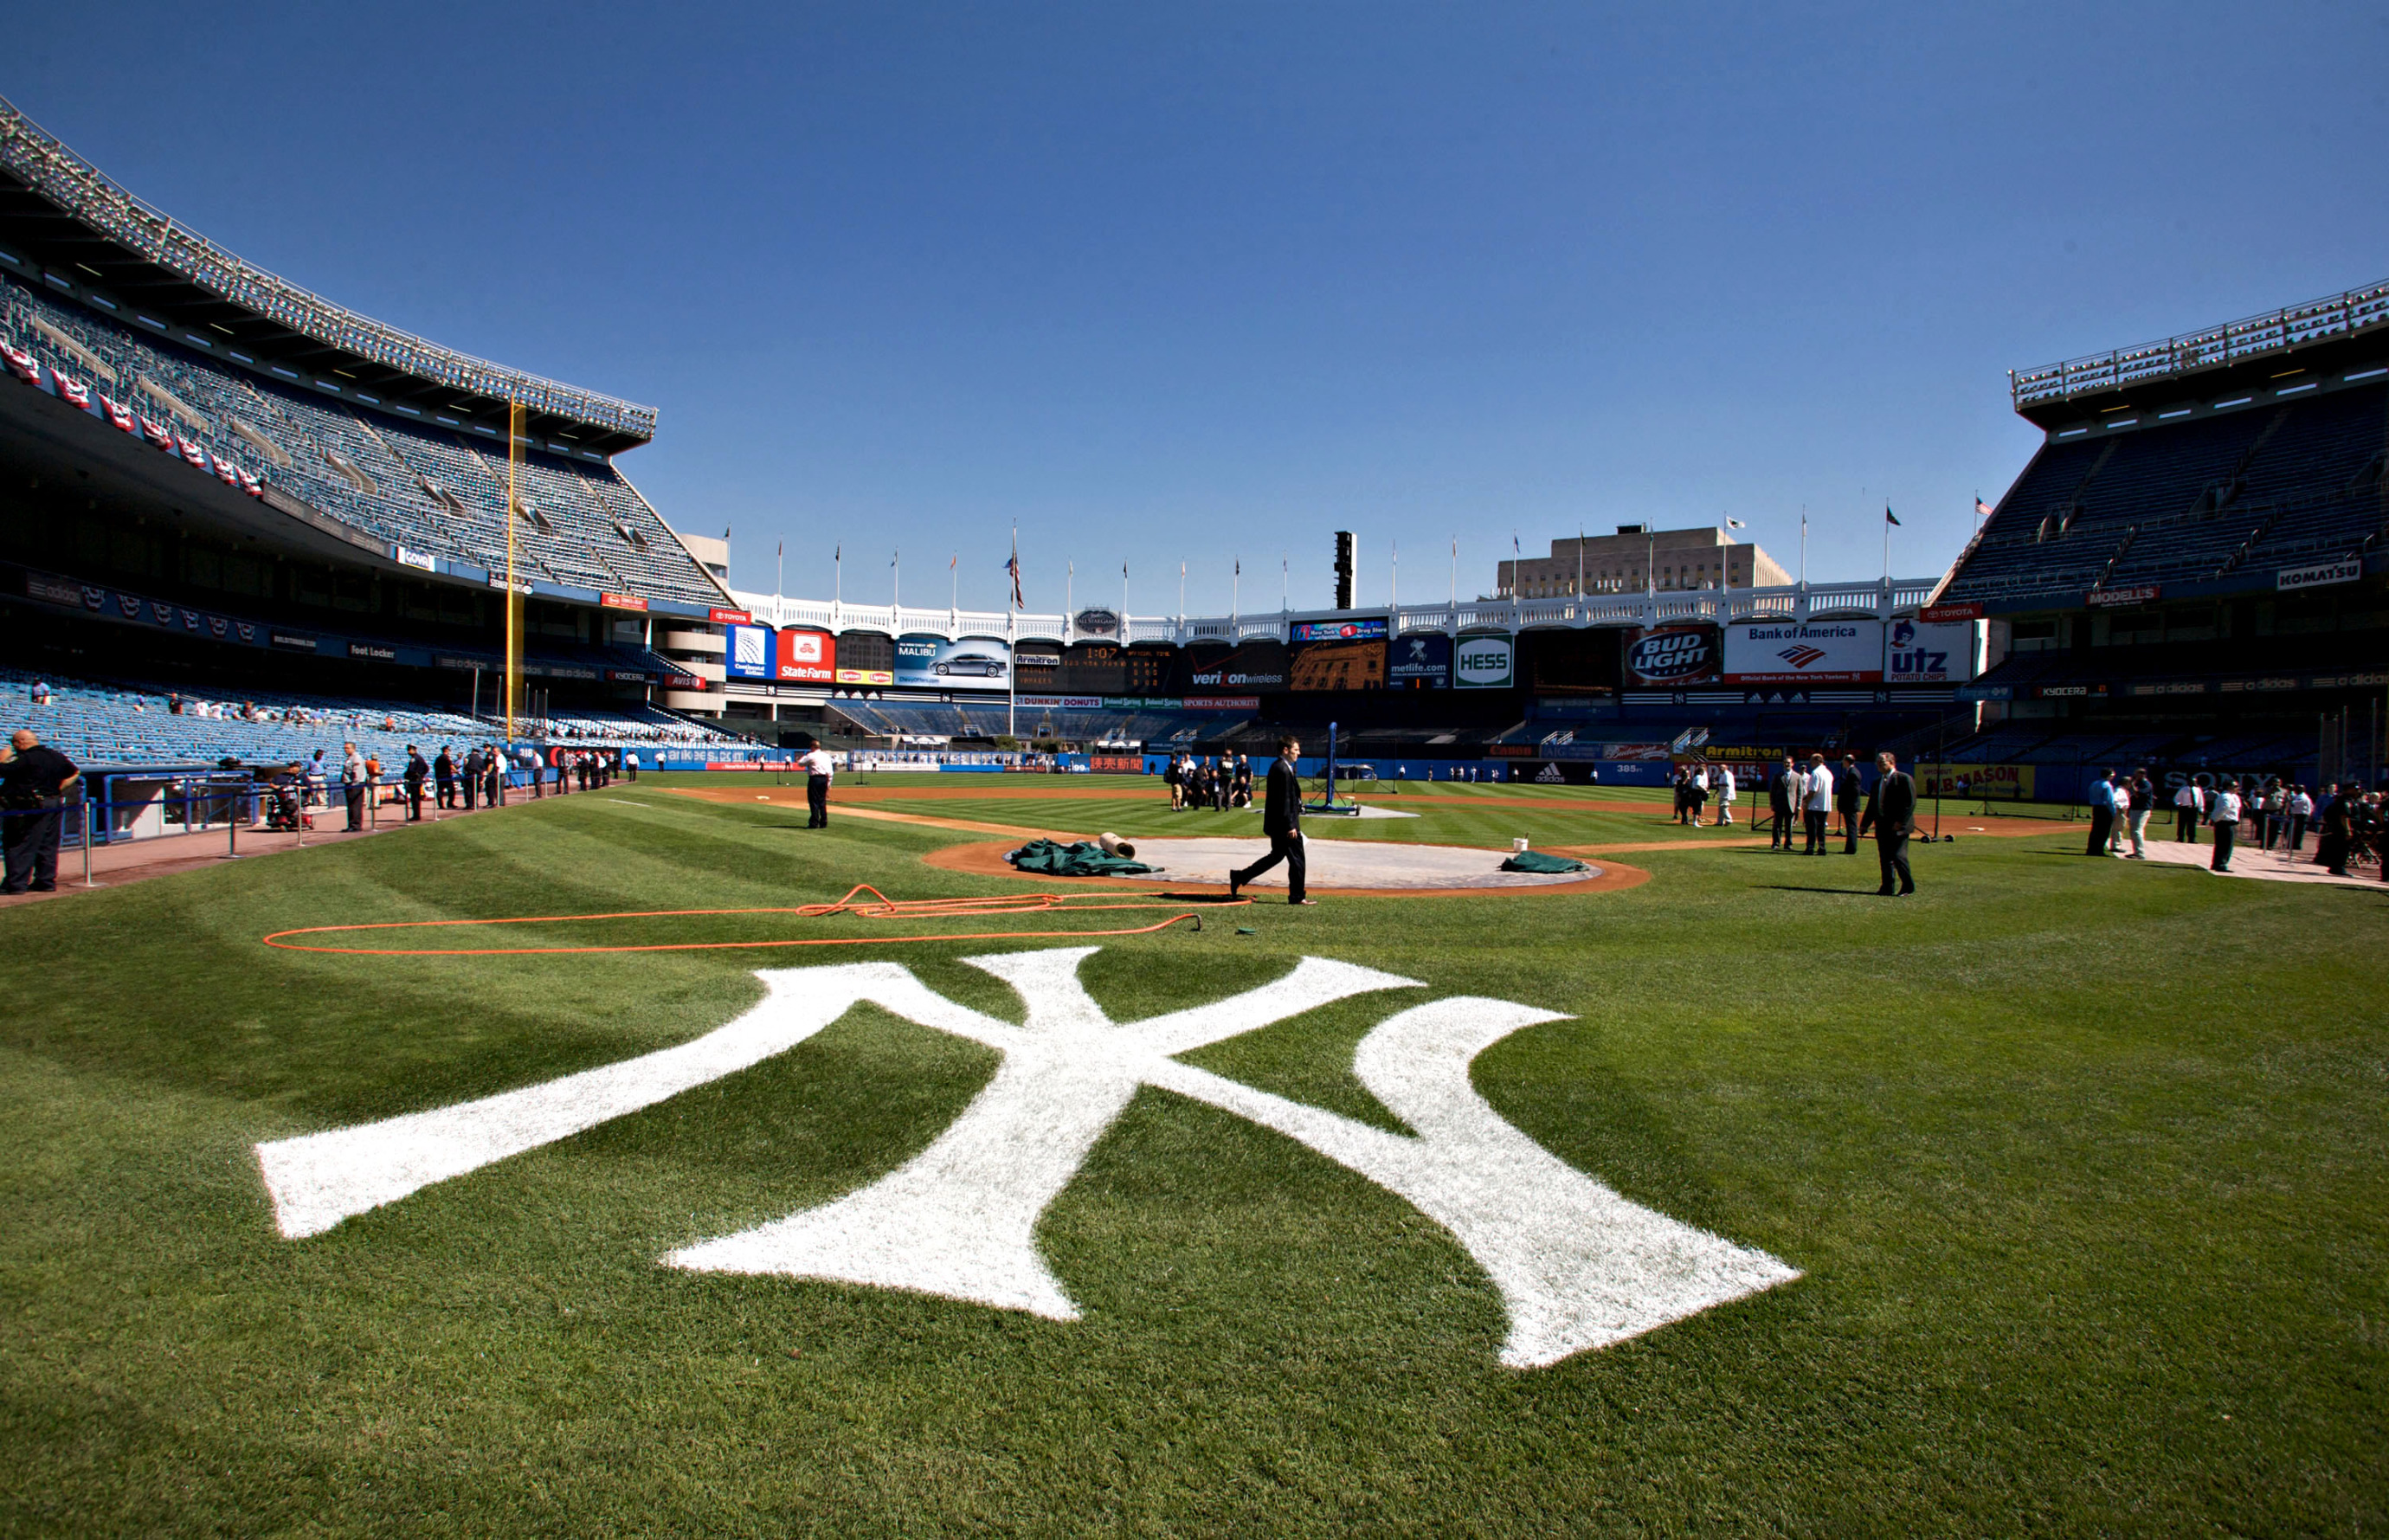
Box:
1723;620;1883;685
254;950;1796;1367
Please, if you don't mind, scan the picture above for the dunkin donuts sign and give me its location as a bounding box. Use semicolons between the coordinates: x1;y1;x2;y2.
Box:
1626;626;1719;686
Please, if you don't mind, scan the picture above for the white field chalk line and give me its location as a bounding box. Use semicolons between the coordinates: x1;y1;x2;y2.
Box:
257;950;1797;1365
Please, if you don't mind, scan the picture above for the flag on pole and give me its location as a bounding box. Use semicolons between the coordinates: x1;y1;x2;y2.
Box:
1725;517;1746;530
1975;498;1994;520
1884;506;1901;526
1006;532;1024;609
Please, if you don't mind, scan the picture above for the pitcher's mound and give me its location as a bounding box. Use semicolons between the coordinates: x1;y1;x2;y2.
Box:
924;834;1645;895
1127;837;1590;889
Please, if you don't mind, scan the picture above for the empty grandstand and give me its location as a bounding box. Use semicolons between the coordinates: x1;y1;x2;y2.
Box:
1933;277;2389;796
0;95;751;754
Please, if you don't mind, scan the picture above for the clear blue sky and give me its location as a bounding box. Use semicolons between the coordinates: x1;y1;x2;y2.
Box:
11;3;2386;613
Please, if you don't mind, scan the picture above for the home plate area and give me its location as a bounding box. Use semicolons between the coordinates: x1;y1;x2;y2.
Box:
1127;837;1594;890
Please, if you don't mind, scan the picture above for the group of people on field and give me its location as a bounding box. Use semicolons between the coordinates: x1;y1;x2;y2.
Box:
2092;769;2386;880
1670;763;1738;825
1163;752;1253;811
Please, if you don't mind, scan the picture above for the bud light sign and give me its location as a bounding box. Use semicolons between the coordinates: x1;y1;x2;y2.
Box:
1626;625;1719;686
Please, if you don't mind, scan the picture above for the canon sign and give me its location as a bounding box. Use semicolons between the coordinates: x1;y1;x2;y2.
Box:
1626;626;1718;686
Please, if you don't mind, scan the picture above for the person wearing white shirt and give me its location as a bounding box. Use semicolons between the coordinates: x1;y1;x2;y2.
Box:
1801;753;1833;854
340;742;367;831
800;742;837;828
2108;778;2130;854
2173;780;2203;843
2287;786;2314;851
1714;764;1736;827
2207;784;2243;872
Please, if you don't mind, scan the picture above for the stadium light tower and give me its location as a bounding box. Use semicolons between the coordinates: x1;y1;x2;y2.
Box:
1334;532;1354;610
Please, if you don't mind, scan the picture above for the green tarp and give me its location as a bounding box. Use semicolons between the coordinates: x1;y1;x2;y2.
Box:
1008;839;1156;878
1499;849;1589;873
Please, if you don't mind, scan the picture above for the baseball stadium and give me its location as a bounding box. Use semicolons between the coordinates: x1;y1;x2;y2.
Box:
0;81;2384;1539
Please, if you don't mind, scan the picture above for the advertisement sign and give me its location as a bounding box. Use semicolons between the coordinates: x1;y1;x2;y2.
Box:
395;548;438;573
1180;696;1263;710
725;623;772;681
709;607;753;625
1916;763;2034;800
2086;585;2160;608
1723;619;1883;685
1290;615;1389;643
1453;634;1514;689
1520;629;1617;694
835;667;895;686
1388;632;1452;688
2276;557;2362;591
1290;639;1385;691
1883;618;1977;683
774;627;835;682
1016;695;1105;709
1184;640;1288;693
1919;601;1983;622
893;634;1011;689
1625;625;1719;686
1072;609;1121;639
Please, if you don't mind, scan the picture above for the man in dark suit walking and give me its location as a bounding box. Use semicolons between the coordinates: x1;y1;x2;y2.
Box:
1860;751;1916;895
1229;736;1312;905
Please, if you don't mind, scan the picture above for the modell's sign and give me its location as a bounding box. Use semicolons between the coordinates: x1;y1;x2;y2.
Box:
1626;625;1719;686
2086;584;2160;608
2276;557;2361;592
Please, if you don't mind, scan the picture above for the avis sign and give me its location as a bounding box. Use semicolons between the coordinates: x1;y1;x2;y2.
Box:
255;950;1796;1366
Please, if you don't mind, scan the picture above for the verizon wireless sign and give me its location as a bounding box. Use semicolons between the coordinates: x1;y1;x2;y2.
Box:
2276;557;2361;592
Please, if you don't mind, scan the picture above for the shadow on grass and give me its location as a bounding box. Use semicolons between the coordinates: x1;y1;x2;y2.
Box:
1753;885;1899;897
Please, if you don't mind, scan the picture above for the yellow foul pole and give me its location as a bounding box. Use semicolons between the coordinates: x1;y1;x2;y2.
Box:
505;401;524;739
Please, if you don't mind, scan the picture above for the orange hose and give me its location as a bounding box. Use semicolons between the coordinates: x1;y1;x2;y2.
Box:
261;883;1246;957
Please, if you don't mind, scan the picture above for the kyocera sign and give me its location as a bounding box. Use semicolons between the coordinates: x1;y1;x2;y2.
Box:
1453;635;1514;688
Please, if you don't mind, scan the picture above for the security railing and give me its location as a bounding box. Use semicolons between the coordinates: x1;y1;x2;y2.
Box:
2012;279;2389;409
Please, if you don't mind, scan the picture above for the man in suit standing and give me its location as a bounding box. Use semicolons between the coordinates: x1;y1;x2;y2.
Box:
1860;751;1916;895
1768;754;1798;850
1229;736;1312;905
1835;754;1865;854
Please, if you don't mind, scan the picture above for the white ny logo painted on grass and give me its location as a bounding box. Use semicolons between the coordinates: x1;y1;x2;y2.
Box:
256;950;1796;1366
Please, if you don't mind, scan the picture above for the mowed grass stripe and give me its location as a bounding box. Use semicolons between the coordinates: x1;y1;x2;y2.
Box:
0;776;2381;1534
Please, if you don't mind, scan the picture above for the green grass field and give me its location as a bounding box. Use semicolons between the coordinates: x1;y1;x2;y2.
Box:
3;774;2383;1535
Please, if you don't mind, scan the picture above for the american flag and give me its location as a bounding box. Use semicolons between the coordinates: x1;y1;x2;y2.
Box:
1006;536;1024;610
